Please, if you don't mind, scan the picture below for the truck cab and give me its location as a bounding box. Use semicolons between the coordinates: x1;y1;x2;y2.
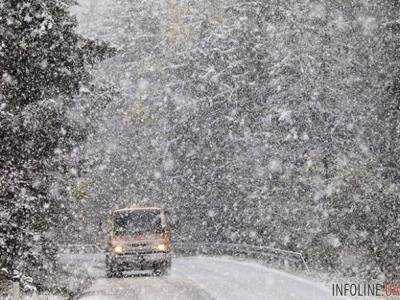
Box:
105;206;172;277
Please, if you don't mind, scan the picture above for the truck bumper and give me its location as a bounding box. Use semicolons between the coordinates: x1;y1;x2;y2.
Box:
106;252;171;271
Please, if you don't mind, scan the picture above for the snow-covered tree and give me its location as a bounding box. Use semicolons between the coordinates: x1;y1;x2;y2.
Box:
0;0;112;291
166;0;400;279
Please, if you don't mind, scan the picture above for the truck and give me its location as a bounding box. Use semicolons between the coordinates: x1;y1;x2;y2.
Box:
105;206;172;277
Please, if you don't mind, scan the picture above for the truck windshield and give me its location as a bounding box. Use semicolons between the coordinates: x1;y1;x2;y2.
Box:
113;210;163;236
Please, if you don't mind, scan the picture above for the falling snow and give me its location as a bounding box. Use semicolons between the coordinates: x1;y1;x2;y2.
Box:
1;0;400;298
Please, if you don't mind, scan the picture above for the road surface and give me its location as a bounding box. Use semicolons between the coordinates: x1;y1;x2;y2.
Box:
62;254;339;300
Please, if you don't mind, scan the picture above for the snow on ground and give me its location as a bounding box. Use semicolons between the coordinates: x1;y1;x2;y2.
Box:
62;253;342;300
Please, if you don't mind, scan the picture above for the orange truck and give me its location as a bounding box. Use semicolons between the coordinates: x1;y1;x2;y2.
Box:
105;206;172;277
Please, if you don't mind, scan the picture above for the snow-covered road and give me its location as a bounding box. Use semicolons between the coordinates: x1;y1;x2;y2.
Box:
67;254;338;300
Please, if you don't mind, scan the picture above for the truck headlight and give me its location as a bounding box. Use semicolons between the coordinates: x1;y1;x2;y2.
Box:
114;245;124;254
156;244;166;251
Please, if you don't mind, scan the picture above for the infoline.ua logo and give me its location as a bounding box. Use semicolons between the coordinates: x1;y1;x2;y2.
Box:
332;283;400;297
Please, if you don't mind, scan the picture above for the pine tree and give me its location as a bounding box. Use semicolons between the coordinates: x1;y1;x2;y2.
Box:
0;0;112;291
166;0;400;279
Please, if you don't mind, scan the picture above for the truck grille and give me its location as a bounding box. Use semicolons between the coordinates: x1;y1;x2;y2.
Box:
124;243;155;254
128;242;148;248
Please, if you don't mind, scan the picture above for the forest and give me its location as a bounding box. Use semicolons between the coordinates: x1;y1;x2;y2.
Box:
1;0;400;293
